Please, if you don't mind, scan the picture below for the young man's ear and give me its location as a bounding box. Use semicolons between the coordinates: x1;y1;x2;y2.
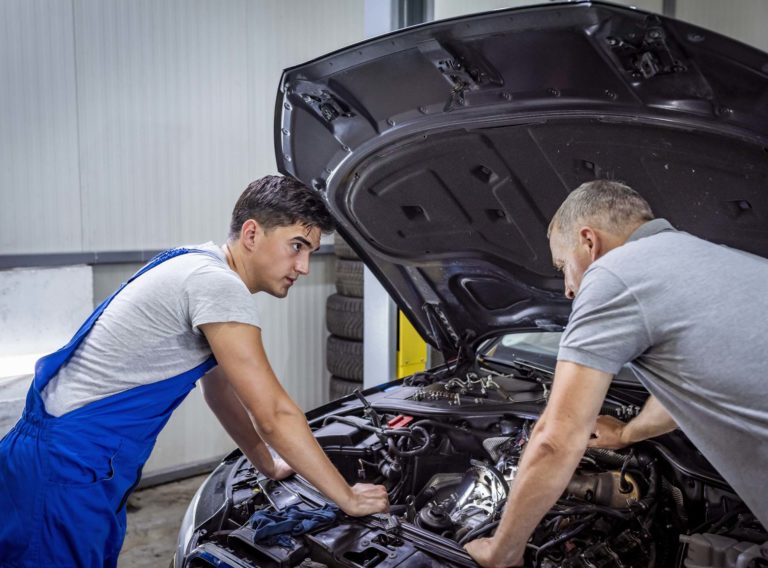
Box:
239;219;264;251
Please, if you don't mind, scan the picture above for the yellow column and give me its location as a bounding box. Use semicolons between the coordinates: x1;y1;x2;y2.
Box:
397;311;427;379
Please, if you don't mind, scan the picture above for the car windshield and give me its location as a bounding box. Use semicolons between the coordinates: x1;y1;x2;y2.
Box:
481;331;562;370
482;331;645;388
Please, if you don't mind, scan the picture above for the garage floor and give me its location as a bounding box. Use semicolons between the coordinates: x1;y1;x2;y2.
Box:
117;473;209;568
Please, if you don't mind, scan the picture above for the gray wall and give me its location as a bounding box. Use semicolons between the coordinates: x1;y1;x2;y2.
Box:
677;0;768;52
0;0;365;255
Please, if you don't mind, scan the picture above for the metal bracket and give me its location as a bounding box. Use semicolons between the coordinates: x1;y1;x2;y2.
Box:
605;17;686;80
419;40;503;111
298;90;353;123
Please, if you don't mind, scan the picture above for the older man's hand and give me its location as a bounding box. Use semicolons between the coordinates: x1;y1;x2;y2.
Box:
464;537;523;568
588;415;629;449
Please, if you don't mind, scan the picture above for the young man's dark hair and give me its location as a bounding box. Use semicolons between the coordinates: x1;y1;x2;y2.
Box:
229;175;335;239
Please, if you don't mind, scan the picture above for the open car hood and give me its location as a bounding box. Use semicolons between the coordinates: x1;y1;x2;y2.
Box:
275;1;768;356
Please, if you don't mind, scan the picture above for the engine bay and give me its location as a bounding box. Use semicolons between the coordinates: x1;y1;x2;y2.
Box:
182;365;767;568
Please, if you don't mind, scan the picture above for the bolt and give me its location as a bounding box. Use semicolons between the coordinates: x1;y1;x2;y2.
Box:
716;105;732;117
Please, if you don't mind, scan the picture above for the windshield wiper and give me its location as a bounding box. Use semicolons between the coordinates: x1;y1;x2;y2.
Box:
479;354;554;386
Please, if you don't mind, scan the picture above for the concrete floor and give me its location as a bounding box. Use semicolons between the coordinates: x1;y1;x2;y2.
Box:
118;473;209;568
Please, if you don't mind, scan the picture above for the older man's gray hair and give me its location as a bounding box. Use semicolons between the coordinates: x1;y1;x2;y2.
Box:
548;180;654;244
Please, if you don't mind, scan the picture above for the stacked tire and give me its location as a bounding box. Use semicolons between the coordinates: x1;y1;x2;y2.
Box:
326;235;365;400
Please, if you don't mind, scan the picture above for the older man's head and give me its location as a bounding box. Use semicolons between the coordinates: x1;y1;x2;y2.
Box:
548;180;654;299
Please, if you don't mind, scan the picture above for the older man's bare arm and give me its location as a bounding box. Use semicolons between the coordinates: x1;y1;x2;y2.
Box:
589;394;678;450
464;361;613;568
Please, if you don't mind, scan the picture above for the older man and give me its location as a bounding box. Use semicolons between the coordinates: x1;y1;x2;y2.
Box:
465;179;768;567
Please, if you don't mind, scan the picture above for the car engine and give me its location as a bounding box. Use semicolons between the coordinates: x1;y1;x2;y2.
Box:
181;367;767;567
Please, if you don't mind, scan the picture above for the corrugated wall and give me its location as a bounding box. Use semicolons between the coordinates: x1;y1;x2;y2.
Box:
74;0;251;251
677;0;768;52
0;0;365;254
0;0;82;253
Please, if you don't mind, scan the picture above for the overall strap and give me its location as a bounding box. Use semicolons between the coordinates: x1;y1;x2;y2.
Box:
32;248;211;391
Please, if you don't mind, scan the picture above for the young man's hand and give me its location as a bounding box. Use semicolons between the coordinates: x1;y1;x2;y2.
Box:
338;483;389;517
464;537;523;567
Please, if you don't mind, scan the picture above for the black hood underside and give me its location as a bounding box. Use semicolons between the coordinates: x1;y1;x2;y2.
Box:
275;1;768;355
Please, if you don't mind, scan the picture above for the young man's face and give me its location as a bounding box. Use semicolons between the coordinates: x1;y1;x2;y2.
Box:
549;228;593;300
247;222;321;297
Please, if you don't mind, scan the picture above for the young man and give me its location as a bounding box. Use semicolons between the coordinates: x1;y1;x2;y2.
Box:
465;180;768;567
0;175;388;567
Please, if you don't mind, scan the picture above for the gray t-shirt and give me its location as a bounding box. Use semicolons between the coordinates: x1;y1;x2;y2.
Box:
559;219;768;527
42;243;260;417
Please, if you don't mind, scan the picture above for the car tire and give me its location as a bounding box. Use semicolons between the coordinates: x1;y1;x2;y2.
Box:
326;294;363;340
335;259;363;298
329;375;363;400
333;235;359;260
326;335;363;381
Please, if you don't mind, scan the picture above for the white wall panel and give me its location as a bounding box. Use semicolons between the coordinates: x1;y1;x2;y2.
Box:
0;0;365;256
0;265;92;358
74;0;250;251
677;0;768;52
0;0;82;254
246;0;366;177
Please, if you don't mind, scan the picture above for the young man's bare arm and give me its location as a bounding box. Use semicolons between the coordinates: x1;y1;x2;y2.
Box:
200;321;388;517
201;367;293;480
464;361;613;568
589;394;678;450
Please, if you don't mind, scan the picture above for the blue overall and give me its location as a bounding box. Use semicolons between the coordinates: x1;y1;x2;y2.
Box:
0;248;217;567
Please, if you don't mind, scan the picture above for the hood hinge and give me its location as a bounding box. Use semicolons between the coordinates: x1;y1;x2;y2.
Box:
606;16;687;80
